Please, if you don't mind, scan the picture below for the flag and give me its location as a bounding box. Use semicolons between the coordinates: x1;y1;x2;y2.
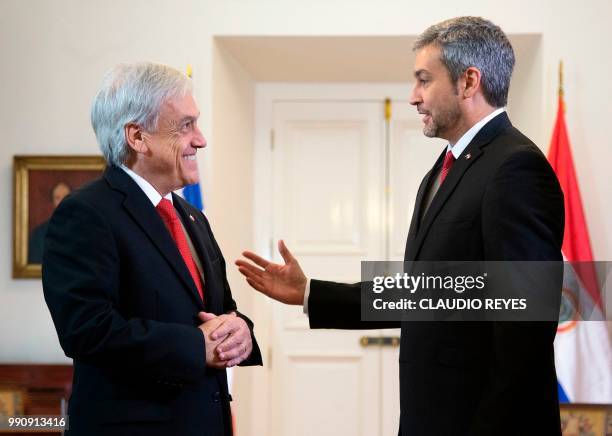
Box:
182;182;204;211
549;88;612;404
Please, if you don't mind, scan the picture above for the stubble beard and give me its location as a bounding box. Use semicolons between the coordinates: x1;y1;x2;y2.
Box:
422;100;461;139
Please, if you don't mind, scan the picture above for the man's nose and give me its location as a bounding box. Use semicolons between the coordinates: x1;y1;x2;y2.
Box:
408;85;420;106
193;127;207;148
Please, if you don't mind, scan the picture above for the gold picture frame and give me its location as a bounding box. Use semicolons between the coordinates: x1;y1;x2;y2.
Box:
560;403;612;436
0;388;25;417
13;155;106;278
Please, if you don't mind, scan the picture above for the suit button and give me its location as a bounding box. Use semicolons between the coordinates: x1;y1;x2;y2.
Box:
213;391;221;403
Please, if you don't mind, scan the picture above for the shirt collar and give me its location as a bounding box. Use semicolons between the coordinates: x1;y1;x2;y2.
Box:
447;107;506;158
120;164;173;207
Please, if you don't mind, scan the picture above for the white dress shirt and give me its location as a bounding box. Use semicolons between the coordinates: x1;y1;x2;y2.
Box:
446;107;505;158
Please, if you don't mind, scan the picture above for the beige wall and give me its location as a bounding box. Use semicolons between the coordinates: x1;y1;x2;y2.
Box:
1;0;611;433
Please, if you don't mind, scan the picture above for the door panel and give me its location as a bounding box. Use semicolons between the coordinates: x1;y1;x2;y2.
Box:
271;101;384;436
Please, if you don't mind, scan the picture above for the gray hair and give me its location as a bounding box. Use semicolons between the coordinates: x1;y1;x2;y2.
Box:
414;17;515;107
91;62;192;166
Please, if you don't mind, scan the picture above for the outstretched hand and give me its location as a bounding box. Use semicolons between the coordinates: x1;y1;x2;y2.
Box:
235;240;307;305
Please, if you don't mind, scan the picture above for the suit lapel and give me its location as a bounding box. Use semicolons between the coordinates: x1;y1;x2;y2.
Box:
411;146;483;258
104;167;205;309
173;195;220;313
406;112;512;261
404;149;445;260
414;148;446;231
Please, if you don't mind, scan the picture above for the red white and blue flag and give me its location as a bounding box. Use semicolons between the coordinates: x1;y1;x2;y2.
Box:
548;93;612;403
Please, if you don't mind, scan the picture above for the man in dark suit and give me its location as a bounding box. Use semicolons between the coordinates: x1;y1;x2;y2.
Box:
236;17;564;435
43;62;262;436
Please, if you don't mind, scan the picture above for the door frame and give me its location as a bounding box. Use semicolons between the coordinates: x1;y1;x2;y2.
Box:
250;82;411;436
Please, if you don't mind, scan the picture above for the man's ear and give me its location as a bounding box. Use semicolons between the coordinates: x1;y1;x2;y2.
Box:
125;123;148;154
462;66;482;99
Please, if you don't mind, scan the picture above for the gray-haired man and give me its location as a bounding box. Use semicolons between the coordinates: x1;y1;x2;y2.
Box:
43;62;262;436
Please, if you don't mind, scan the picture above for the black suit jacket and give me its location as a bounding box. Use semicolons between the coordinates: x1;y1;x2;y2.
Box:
308;113;564;435
42;166;262;436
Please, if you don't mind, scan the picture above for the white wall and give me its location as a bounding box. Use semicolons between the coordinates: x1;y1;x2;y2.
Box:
1;0;611;433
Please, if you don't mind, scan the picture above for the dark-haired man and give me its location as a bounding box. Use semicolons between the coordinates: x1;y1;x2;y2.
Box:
237;17;564;435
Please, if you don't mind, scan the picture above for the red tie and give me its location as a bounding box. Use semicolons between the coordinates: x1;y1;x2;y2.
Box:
156;198;204;302
440;150;455;184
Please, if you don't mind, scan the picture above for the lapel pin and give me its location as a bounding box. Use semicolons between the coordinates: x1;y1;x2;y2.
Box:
189;214;195;222
465;153;471;160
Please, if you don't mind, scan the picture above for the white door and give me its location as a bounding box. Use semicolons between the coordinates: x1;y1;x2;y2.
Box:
256;85;444;436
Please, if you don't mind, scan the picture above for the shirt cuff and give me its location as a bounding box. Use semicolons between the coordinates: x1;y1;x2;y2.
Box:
303;278;311;315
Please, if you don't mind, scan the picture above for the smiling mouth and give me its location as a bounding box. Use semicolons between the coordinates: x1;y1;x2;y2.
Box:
182;155;196;161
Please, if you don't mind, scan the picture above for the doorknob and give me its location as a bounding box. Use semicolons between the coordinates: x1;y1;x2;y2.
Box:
360;336;400;347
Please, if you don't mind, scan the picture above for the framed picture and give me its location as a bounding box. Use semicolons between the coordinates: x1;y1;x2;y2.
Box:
13;155;106;278
560;403;612;436
0;389;24;417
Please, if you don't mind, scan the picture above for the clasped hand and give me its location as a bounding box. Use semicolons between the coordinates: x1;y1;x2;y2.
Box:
198;311;252;368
